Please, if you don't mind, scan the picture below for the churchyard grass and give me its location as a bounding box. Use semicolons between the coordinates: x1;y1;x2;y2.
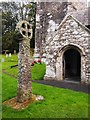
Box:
31;64;46;80
1;54;18;62
2;73;89;118
1;54;89;118
1;54;46;80
1;54;18;69
3;63;46;80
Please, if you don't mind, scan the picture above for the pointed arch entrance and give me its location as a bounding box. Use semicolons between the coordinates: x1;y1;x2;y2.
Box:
63;48;81;82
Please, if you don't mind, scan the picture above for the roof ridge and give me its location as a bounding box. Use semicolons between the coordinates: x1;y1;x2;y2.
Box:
47;14;90;46
58;14;90;33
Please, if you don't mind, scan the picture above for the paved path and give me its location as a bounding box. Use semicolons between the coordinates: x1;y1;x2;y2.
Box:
33;80;90;94
2;70;90;94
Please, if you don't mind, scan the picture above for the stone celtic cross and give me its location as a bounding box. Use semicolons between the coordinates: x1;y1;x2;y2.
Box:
16;20;32;103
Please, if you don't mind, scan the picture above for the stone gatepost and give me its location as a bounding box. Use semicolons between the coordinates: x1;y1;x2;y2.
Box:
16;20;32;103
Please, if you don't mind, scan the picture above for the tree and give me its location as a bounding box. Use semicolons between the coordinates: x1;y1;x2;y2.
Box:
1;1;36;53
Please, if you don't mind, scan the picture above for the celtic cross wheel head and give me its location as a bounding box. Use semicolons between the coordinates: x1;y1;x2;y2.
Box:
16;20;32;39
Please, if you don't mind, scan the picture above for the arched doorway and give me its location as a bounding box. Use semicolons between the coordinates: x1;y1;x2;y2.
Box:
63;48;81;82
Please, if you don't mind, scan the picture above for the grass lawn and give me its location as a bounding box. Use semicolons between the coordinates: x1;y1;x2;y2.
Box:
2;63;46;80
0;62;2;119
1;54;89;118
2;62;46;80
1;54;18;69
2;74;89;118
1;54;46;80
0;54;18;62
3;64;46;80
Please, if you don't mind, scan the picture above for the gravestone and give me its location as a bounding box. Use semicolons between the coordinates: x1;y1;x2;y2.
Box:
14;50;16;54
6;54;8;58
16;20;32;103
1;58;5;62
9;53;11;57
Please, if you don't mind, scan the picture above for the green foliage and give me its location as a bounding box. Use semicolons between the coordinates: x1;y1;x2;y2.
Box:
1;2;36;53
2;74;89;118
2;31;19;52
2;2;18;53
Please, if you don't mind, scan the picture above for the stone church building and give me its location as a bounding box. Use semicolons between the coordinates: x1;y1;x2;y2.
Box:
34;1;90;84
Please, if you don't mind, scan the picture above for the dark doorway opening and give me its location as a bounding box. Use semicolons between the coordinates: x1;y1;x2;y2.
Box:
63;48;81;82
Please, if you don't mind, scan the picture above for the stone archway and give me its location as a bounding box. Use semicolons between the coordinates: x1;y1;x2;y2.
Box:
56;44;86;83
63;48;81;82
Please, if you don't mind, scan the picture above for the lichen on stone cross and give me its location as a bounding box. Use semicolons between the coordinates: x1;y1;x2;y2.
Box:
16;20;32;103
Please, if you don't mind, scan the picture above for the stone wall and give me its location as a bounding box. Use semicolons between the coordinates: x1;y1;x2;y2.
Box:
34;1;87;61
34;2;68;61
34;1;90;84
44;15;90;84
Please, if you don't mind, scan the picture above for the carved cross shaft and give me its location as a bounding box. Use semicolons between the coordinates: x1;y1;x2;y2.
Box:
16;20;32;103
